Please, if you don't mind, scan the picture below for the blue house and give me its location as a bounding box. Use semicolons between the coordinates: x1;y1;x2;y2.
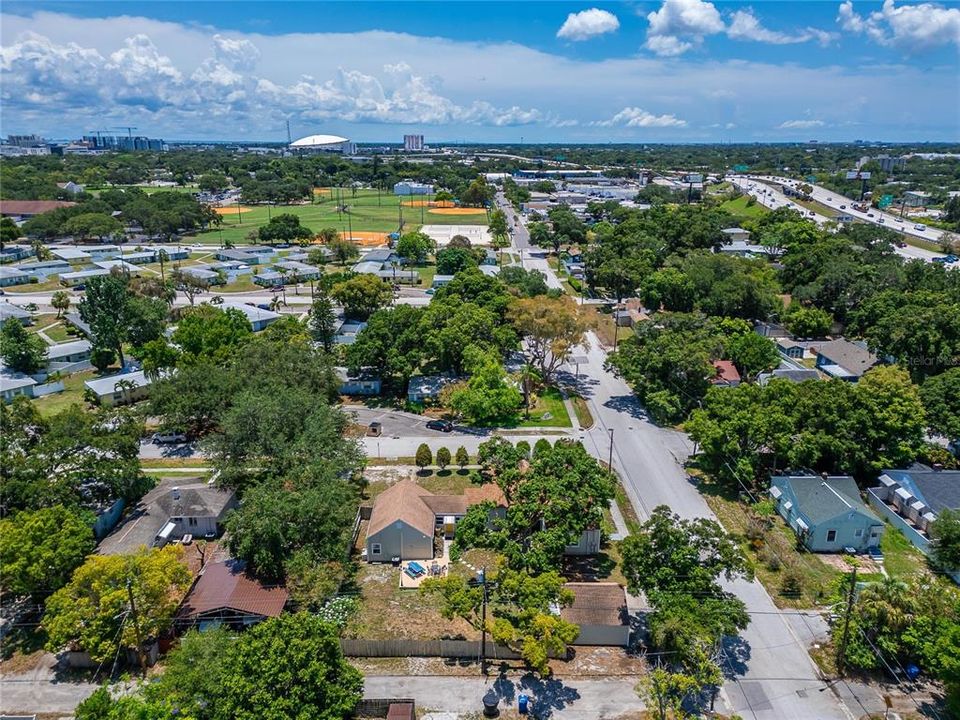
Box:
770;474;884;552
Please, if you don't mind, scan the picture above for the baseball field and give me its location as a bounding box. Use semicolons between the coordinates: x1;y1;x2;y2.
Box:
191;188;490;245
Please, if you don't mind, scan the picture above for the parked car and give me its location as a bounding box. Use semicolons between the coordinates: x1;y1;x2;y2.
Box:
269;286;285;292
74;284;85;291
152;431;187;444
426;419;453;432
878;218;885;224
840;205;846;209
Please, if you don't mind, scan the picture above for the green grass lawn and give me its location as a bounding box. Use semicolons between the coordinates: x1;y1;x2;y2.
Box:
32;369;99;417
189;190;489;245
43;323;76;343
89;184;199;196
415;264;436;287
6;278;64;293
879;525;929;580
512;386;571;428
215;277;263;294
720;195;769;220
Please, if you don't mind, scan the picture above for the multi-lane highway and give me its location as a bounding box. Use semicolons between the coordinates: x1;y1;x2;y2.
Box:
731;175;951;264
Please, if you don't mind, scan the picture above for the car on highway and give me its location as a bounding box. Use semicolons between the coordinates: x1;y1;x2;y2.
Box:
878;218;885;224
268;286;285;292
914;224;927;231
152;431;187;444
425;419;453;432
425;288;435;295
840;205;846;209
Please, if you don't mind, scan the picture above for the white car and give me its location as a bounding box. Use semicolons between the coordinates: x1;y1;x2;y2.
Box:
914;224;927;231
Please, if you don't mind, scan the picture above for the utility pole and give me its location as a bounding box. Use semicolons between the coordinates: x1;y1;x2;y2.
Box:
480;567;489;676
607;427;614;474
612;310;620;351
126;579;147;674
837;568;858;673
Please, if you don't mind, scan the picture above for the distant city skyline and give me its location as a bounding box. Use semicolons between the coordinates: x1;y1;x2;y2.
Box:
2;1;958;143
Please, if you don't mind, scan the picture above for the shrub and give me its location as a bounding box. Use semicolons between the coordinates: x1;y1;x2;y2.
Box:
534;438;552;457
780;564;803;596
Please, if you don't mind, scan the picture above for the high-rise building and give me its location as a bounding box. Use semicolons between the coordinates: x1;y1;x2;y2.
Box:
403;134;424;152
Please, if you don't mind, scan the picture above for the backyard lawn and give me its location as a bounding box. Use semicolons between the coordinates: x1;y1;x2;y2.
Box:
32;370;97;417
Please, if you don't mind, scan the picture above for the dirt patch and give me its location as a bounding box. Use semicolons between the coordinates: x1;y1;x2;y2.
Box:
213;205;254;215
818;553;882;575
428;207;487;216
342;231;390;246
313;187;332;195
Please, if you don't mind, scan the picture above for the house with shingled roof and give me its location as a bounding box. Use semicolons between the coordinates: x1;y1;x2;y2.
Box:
176;559;288;631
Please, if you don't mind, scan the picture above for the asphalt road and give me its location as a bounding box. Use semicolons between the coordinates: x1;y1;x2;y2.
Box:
503;225;860;719
733;174;950;265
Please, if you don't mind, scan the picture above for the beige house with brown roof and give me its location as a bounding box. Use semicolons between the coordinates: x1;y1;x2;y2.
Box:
365;479;506;562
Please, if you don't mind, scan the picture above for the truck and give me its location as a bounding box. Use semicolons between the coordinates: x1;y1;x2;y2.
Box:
852;203;869;213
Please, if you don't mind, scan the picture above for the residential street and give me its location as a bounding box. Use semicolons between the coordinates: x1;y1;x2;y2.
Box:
494;193;862;720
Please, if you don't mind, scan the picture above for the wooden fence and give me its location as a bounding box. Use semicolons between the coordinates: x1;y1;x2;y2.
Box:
355;698;416;718
340;638;523;660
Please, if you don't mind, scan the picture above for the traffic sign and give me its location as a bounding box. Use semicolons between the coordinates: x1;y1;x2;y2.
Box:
734;164;749;172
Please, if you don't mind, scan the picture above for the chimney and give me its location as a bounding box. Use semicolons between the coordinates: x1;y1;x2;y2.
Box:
171;487;180;501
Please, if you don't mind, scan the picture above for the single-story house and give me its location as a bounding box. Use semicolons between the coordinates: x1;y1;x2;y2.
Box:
51;247;92;263
93;259;143;274
60;268;110;286
0;303;33;326
721;227;752;242
710;360;741;387
757;368;821;385
478;265;500;278
716;240;776;257
868;465;960;557
770;474;884;552
376;269;419;284
147;246;189;261
215;249;260;265
334;320;367;345
814;339;879;381
84;370;153;407
273;260;321;281
365;479;507;562
432;274;455;288
353;260;385;275
1;373;37;403
14;260;71;279
120;251;158;265
0;245;32;263
362;248;401;265
336;367;382;396
57;181;85;194
253;271;285;287
176;559;288;631
407;375;456;403
561;583;631;647
220;302;280;332
46;339;92;364
177;266;224;286
776;338;807;358
243;246;277;257
0;200;76;219
84;245;121;259
481;249;498;266
99;477;237;555
0;266;33;287
64;313;94;340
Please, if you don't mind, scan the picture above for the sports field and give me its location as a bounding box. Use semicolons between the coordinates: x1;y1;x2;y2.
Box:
192;189;489;245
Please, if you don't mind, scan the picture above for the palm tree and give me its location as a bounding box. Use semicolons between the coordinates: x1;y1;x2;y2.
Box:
157;249;169;282
276;266;289;304
268;295;282;313
113;379;137;406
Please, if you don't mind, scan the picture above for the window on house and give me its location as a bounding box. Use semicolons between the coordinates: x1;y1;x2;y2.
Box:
826;530;837;542
854;528;863;537
188;517;197;527
371;543;382;555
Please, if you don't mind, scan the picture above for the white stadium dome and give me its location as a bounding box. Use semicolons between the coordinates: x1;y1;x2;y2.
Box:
289;134;350;148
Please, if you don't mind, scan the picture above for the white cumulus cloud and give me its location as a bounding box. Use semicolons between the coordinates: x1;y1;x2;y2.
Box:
777;119;826;129
838;0;960;50
557;8;620;41
594;107;688;127
645;0;836;54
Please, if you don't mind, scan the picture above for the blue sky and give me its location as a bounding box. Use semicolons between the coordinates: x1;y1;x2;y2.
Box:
2;1;958;142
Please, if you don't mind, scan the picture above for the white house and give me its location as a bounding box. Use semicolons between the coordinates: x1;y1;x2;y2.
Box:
84;370;153;407
220;302;280;332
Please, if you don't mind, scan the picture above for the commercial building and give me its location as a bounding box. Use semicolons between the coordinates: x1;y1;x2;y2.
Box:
81;135;165;152
403;134;425;151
